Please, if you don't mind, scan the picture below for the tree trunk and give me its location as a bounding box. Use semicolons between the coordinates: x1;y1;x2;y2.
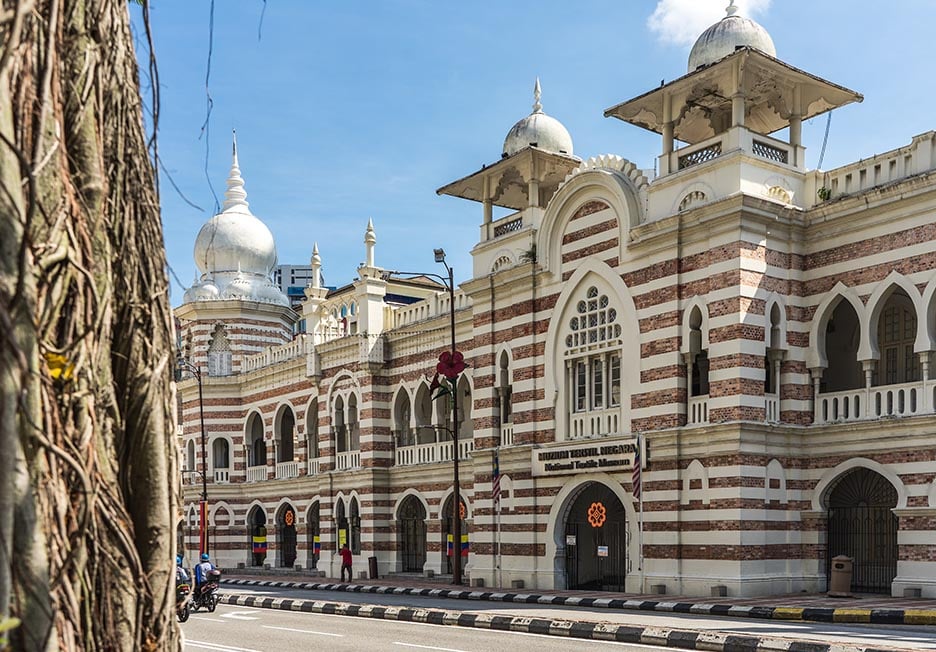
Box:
0;0;179;650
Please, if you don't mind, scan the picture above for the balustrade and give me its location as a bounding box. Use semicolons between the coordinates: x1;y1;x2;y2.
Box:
336;450;361;471
275;460;299;479
500;422;514;447
213;469;230;483
815;380;931;424
246;465;267;483
688;395;709;425
395;438;474;467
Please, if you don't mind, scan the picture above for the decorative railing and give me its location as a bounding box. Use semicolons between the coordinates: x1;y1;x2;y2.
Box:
816;380;931;424
500;423;514;447
817;131;936;202
395;438;474;467
392;289;472;329
570;408;622;439
336;450;361;471
275;461;299;480
688;395;709;425
213;469;230;483
679;142;722;170
753;140;788;164
493;215;523;238
765;393;779;423
246;465;267;483
243;334;310;372
307;458;320;476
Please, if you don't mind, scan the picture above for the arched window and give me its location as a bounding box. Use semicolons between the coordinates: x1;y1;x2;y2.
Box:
212;438;229;469
565;286;623;438
277;407;295;462
874;290;919;385
394;390;413;447
822;300;862;392
347;394;359;450
246;412;266;469
306;399;319;461
334;396;347;453
186;439;196;472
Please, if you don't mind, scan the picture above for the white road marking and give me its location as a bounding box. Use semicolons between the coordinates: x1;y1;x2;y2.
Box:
185;641;264;652
392;643;470;652
220;610;260;620
262;625;343;637
189;616;225;622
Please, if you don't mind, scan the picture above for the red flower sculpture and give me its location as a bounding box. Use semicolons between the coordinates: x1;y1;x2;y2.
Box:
436;350;465;380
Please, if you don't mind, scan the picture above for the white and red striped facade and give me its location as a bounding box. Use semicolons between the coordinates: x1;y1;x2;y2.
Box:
176;34;936;598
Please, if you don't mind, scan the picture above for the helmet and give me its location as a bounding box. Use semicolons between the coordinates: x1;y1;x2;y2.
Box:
176;555;182;565
201;553;210;561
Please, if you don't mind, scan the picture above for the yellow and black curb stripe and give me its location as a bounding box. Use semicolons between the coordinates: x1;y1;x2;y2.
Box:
223;578;936;626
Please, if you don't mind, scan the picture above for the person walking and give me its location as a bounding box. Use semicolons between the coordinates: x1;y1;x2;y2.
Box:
339;543;353;582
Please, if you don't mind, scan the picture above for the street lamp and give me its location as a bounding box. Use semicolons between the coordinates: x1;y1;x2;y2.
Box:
386;248;464;586
177;356;209;556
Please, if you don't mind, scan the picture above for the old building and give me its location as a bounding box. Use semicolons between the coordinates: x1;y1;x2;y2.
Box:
176;4;936;597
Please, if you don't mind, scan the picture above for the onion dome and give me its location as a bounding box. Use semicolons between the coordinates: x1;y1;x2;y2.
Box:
193;137;278;278
688;0;776;71
502;78;573;158
185;133;289;307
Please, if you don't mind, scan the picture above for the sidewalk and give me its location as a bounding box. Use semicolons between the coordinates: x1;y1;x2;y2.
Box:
221;569;936;626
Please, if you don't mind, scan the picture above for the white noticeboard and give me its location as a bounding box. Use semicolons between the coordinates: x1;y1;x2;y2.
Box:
597;545;609;557
566;535;576;546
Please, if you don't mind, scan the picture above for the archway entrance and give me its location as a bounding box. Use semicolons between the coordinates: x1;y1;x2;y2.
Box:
826;468;898;593
398;496;427;572
277;504;298;568
307;503;320;569
441;496;467;576
248;506;267;568
563;482;627;591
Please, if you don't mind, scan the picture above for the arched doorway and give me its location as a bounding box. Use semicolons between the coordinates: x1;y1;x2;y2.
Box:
307;502;321;569
277;503;298;568
398;496;427;572
826;468;898;593
248;506;267;568
441;495;467;576
563;482;627;591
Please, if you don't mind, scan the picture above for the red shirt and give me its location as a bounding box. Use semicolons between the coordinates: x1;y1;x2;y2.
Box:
339;548;352;565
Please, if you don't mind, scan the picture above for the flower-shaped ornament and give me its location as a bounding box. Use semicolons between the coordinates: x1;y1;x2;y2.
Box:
436;350;465;380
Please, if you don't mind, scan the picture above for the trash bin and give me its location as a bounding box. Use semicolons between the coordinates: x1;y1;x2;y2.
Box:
828;555;853;596
368;556;378;579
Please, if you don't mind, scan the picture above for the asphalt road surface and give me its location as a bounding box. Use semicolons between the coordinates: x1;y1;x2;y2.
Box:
181;601;687;652
218;584;936;650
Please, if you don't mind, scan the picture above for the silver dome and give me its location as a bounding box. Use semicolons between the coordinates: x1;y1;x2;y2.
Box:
194;210;277;277
688;2;776;71
183;280;220;303
503;79;573;158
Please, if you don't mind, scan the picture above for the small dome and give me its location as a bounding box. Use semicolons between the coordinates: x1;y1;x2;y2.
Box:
183;280;220;303
503;79;573;158
220;273;255;301
256;281;289;306
688;1;776;71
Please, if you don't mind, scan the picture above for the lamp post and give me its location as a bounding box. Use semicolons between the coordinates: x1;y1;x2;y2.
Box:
385;248;463;585
177;356;209;556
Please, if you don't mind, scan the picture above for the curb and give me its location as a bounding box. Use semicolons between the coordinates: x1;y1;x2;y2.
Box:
218;593;899;652
222;579;936;626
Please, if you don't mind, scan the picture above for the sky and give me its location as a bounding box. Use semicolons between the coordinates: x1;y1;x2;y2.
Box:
135;0;936;303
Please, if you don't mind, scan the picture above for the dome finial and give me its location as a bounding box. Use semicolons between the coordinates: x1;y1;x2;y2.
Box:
311;242;322;289
223;130;249;212
726;0;738;16
533;77;542;114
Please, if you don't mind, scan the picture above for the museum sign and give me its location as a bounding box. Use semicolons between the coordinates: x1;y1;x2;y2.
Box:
531;438;643;477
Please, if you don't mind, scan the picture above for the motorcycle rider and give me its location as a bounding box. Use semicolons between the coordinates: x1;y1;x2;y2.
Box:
176;555;190;584
194;552;215;596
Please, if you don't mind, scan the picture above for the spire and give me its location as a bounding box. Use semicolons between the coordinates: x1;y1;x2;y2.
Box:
222;129;249;212
532;77;543;114
725;0;738;17
364;219;376;268
310;242;321;289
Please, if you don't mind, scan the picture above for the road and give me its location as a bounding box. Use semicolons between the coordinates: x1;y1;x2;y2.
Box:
181;601;686;652
217;584;936;650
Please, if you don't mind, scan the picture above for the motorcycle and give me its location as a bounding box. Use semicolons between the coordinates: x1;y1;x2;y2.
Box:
191;569;221;613
176;581;191;623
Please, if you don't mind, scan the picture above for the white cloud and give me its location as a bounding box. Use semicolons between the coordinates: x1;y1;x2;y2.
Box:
647;0;772;47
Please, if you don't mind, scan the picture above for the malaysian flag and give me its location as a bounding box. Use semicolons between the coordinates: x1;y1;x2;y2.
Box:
492;451;501;510
632;440;642;504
